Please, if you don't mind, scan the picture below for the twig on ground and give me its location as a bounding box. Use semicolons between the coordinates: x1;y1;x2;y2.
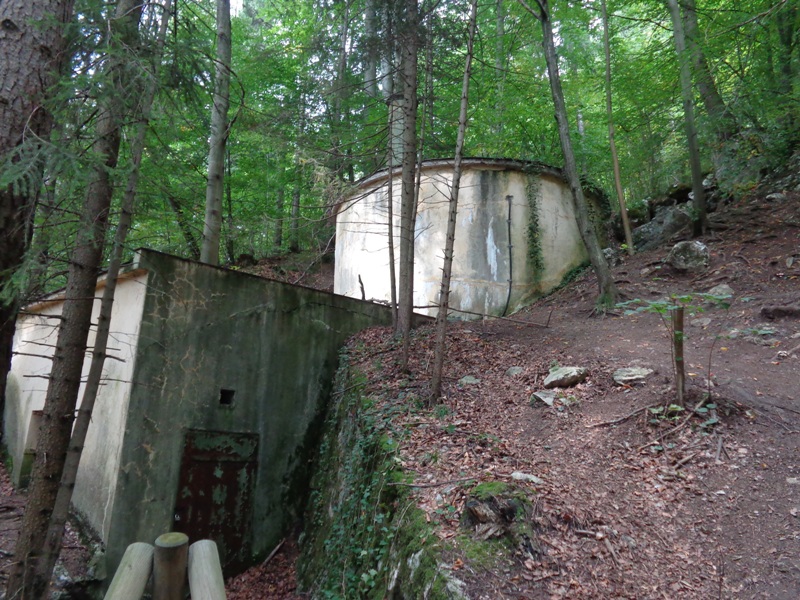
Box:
261;538;284;566
714;437;724;463
604;537;620;568
674;452;698;469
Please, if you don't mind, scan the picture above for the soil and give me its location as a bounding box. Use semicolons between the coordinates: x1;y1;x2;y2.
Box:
1;185;797;599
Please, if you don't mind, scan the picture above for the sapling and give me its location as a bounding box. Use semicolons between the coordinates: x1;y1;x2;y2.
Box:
618;293;731;407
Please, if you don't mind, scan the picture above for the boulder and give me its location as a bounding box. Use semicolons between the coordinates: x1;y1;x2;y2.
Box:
543;366;588;389
612;367;653;386
633;205;693;252
666;240;709;272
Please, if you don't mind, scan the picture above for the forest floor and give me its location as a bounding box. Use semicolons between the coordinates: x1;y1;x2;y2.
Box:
230;185;800;598
0;184;798;599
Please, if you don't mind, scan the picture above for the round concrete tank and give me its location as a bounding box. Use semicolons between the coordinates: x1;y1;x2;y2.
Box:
334;158;608;319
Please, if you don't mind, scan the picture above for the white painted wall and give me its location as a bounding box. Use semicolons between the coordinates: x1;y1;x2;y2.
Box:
335;162;592;318
3;272;148;541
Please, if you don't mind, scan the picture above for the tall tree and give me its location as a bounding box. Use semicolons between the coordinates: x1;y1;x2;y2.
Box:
600;0;634;255
519;0;619;306
397;0;420;369
0;0;74;438
7;1;143;597
667;0;707;236
430;0;478;403
40;1;174;591
201;0;232;265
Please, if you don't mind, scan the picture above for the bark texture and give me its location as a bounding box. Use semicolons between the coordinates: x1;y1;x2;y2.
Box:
397;0;419;367
667;0;707;236
526;0;619;305
201;0;232;265
0;0;73;440
6;2;141;597
430;0;478;402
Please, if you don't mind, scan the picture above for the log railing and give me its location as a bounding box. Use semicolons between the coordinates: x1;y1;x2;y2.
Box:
104;533;226;600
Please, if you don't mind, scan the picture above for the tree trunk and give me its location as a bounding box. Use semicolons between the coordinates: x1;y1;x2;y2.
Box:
42;0;172;587
774;1;799;148
201;0;232;265
364;0;378;98
430;0;478;403
166;194;201;259
494;0;506;135
666;0;707;237
290;173;301;253
6;2;142;597
0;0;74;440
682;0;736;147
225;148;235;263
273;187;284;250
523;0;619;306
397;0;419;369
600;0;634;255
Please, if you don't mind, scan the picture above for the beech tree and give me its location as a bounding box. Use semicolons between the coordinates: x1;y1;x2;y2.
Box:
201;0;233;265
519;0;619;306
666;0;707;236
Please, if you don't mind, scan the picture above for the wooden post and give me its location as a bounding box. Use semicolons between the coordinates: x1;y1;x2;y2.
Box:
672;306;685;406
153;532;189;600
188;540;226;600
104;542;154;600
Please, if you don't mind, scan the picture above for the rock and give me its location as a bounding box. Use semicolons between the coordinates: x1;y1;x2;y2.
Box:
707;283;734;298
612;367;653;386
633;205;692;252
691;317;712;328
666;240;710;272
543;366;588;388
505;366;524;377
530;390;558;406
603;247;621;267
765;192;787;202
761;304;800;320
458;375;480;385
511;472;544;485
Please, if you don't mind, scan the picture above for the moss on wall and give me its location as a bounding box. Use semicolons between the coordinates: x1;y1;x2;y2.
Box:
525;177;544;280
298;354;461;599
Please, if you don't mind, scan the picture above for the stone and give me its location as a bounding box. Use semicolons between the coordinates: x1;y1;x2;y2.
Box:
633;205;693;252
765;192;787;202
612;367;653;386
530;390;558;406
603;247;621;267
459;375;480;386
505;366;524;377
511;472;544;485
543;366;588;388
707;283;734;298
691;317;712;328
666;240;710;272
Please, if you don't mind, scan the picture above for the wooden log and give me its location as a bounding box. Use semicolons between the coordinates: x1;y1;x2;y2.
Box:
104;542;154;600
153;532;189;600
188;540;226;600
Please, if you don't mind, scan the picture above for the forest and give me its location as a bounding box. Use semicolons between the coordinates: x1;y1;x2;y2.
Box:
0;0;798;598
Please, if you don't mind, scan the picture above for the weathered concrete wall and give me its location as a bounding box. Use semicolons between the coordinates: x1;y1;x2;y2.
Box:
2;272;147;539
104;250;398;577
335;159;607;318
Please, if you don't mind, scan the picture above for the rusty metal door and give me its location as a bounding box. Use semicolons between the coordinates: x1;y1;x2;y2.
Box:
173;430;259;575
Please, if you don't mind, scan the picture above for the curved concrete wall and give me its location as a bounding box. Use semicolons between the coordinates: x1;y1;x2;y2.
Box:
335;160;603;318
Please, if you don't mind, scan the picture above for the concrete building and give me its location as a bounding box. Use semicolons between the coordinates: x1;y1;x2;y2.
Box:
3;249;404;579
334;158;609;318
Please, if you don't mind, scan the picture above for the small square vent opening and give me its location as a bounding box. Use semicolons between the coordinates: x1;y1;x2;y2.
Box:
219;388;236;407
